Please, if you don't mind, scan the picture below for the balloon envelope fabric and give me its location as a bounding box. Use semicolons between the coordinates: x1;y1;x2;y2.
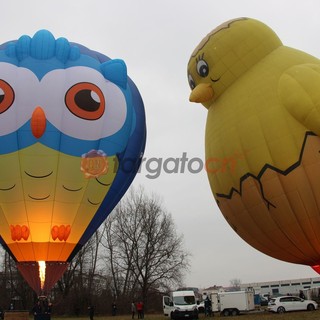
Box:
188;18;320;271
0;30;146;293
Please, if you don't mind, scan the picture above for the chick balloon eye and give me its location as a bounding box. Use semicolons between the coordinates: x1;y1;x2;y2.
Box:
196;59;209;77
65;82;105;120
0;79;14;114
188;74;196;89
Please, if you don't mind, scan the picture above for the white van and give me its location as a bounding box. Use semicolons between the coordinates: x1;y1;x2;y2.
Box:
163;290;199;320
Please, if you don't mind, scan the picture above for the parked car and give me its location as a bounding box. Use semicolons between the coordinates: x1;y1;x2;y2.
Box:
267;296;318;313
197;301;205;313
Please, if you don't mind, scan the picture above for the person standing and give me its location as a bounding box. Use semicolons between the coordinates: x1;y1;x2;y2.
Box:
299;290;305;299
32;301;42;320
204;297;212;317
111;302;117;316
136;301;144;319
44;300;52;320
131;302;136;319
88;305;94;320
136;301;141;319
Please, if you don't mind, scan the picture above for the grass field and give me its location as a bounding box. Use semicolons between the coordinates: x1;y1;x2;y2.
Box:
51;310;320;320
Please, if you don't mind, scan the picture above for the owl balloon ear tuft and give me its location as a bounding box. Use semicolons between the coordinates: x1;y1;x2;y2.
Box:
100;59;128;89
4;30;128;89
5;29;81;62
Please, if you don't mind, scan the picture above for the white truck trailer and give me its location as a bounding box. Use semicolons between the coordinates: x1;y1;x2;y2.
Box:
163;290;200;320
210;289;255;316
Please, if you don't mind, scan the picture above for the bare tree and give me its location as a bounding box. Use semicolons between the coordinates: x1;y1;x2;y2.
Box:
85;229;104;294
101;186;190;309
0;249;34;309
229;278;242;291
56;229;104;312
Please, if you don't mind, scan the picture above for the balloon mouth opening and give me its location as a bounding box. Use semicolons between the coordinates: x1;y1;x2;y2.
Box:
17;261;69;294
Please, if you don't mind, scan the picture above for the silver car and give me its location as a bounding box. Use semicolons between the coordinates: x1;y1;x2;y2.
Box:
267;296;318;313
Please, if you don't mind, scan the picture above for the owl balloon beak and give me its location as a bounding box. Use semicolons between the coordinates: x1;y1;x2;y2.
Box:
31;107;46;139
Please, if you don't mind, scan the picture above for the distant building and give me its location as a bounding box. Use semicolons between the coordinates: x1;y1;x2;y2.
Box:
241;277;320;297
200;285;225;299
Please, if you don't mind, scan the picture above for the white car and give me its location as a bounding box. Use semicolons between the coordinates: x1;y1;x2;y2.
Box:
267;296;318;313
197;301;205;313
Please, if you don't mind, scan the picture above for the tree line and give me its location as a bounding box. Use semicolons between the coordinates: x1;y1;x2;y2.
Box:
0;187;190;316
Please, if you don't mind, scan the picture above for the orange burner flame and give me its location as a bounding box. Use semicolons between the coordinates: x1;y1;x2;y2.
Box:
38;261;46;289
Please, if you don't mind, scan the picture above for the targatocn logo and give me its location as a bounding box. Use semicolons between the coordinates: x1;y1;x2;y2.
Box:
81;149;109;178
79;150;244;180
117;151;244;179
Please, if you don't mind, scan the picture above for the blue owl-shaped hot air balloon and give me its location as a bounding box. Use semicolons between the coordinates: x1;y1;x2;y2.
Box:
0;30;146;294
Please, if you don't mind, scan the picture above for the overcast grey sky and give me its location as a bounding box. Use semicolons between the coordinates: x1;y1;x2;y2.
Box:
2;0;320;288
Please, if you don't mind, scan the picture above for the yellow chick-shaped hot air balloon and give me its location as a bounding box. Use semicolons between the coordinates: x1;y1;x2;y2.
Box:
187;17;320;271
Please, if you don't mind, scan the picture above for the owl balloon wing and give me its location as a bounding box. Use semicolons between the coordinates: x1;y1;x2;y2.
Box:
279;63;320;136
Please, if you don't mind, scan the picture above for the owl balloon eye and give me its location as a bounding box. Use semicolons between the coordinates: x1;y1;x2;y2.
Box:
65;82;105;120
0;79;14;114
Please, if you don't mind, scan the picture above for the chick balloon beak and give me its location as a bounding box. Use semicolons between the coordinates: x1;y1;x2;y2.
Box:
189;83;214;103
